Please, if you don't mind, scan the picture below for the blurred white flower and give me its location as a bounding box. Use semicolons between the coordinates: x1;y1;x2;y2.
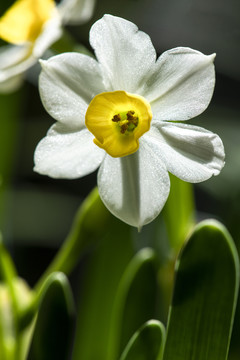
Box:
34;15;225;229
0;0;95;93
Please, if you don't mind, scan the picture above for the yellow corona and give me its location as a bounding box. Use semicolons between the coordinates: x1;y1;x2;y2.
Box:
85;91;152;157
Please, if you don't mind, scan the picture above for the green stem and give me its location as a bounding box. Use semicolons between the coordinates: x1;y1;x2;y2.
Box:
0;286;15;360
162;174;196;253
0;238;19;360
0;237;18;313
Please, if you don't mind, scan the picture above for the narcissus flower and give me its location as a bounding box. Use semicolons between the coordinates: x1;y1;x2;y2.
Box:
34;15;225;228
0;0;95;92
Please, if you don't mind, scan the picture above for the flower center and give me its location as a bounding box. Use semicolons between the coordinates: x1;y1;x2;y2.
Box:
112;110;139;134
0;0;55;44
85;91;152;158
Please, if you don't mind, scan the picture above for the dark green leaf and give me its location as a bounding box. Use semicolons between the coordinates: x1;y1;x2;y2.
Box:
27;272;75;360
119;320;165;360
107;248;159;360
72;215;134;360
163;219;239;360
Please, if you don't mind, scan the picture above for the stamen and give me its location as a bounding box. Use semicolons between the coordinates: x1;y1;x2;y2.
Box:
112;114;121;122
127;111;138;127
111;110;139;134
120;123;128;134
127;111;136;120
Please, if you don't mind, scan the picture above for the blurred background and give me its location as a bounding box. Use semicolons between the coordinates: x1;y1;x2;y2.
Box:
0;0;240;357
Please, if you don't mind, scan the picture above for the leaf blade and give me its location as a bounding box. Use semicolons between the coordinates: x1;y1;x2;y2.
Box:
27;272;75;360
163;219;239;360
119;320;166;360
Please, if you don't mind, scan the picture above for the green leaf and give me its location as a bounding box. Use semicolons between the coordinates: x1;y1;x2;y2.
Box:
119;320;166;360
0;236;18;358
107;248;159;360
0;235;17;284
0;283;16;360
163;219;239;360
0;278;33;360
72;216;134;360
27;272;75;360
0;236;35;360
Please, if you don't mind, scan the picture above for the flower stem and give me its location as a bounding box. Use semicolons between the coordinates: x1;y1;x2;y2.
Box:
162;174;196;253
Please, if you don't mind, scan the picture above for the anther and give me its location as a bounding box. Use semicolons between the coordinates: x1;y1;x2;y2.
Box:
127;111;138;126
112;114;121;122
120;124;128;134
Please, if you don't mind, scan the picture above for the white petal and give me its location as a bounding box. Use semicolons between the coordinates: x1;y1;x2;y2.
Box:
144;47;215;120
39;52;105;129
34;124;105;179
146;121;225;183
58;0;96;25
0;44;27;92
0;44;30;70
89;14;157;92
97;145;170;228
0;44;36;89
33;14;63;57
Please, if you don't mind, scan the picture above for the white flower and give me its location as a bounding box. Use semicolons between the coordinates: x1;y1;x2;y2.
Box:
34;14;225;229
0;0;96;93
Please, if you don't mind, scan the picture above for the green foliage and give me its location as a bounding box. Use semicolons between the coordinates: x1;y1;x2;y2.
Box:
71;214;134;360
163;219;239;360
1;195;239;360
27;272;75;360
119;320;165;360
107;248;159;360
0;237;33;360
